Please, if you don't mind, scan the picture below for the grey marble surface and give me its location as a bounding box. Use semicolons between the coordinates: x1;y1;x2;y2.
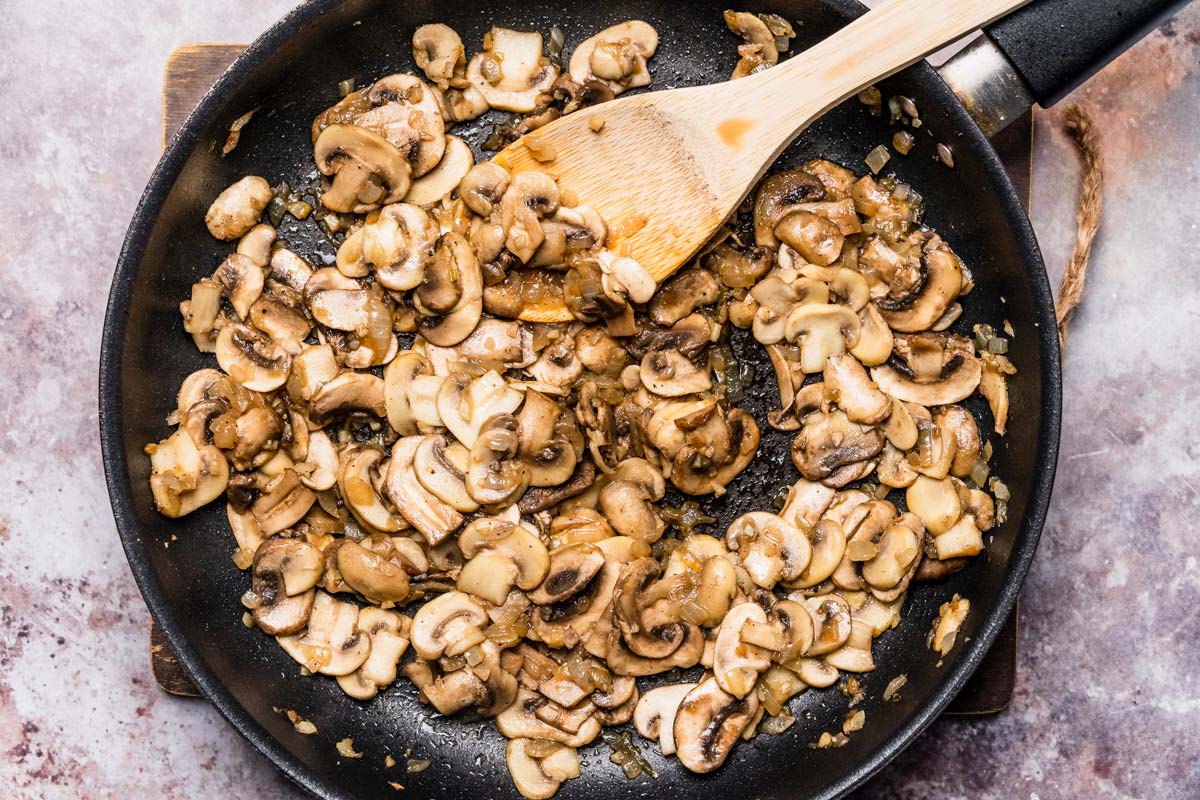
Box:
2;1;1199;798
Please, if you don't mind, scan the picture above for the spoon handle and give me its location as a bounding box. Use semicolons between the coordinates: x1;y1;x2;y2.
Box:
744;0;1035;140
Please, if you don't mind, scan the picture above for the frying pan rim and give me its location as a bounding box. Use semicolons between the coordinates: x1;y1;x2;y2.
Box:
99;0;1062;797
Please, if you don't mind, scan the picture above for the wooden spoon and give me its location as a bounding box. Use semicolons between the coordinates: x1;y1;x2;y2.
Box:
494;0;1032;322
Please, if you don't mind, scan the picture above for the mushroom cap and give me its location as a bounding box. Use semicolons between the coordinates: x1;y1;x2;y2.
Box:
412;435;479;513
639;349;712;397
466;413;532;507
411;23;465;85
205;176;272;241
569;21;659;92
713;601;771;698
313;124;412;213
633;682;696;756
672;677;760;774
409;590;489;660
754;169;826;247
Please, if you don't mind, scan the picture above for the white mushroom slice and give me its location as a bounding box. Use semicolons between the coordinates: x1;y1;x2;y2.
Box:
383;436;465;545
823;353;890;424
935;514;984;560
527;338;583;388
804;594;853;656
413;435;479;513
277;591;371;676
458;518;549;605
713;602;771;698
467;414;531;507
673;677;760;774
409;590;488;660
313;124;412;213
497;172;560;263
405;135;474;206
597;250;656;304
639;349;711;396
288;343;339;403
931;595;971;656
147;429;229;518
788;518;847;589
794;657;839;688
250;534;320;597
248;470;315;536
355;74;447;177
436;370;522;448
824;619;876;673
861;521;923;590
497;689;603;746
906;476;962;535
452;319;534;368
337;607;411;700
384;351;436;436
466;28;559;113
213;253;264;320
308;372;386;427
412;23;465;86
338;448;408;534
215;324;290;392
415;232;484;347
851;303;894;366
365;202;439;291
205;175;272;241
296;430;338;491
506;740;580;800
779;479;836;530
726;511;812;590
633;682;696;756
784;303;862;373
568;21;659;93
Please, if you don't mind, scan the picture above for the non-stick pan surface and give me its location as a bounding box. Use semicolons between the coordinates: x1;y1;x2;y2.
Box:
100;1;1061;797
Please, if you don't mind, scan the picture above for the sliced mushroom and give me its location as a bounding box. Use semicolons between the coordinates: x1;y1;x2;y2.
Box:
416;233;484;347
726;512;812;590
457;518;550;605
673;677;760;774
824;618;876;673
146;428;230;518
784;303;862;374
906;476;962;535
384;436;465;545
313;124;412;213
339;446;408;533
878;246;964;332
277;591;371;675
215;324;290;392
788;519;847;590
384;351;439;435
871;333;982;406
249;537;323;636
466;413;532;507
337;607;411;700
309;372;386;427
413;435;479;513
467;28;559;113
791;410;884;486
633;682;696;756
437;370;523;448
336;539;411;605
459;162;512;217
639;349;711;396
206;176;272;241
804;593;852;656
528;337;583;388
497;171;560;263
496;688;603;747
409;590;489;660
412;23;465;86
775;210;844;266
754;169;826;247
597;250;657;305
569;21;659;93
506;739;580;800
850;303;894;367
648;267;720;327
724;11;778;76
823;353;890;424
405;134;474;206
213;253;264;320
713;602;771;698
251;469;316;536
529;543;605;605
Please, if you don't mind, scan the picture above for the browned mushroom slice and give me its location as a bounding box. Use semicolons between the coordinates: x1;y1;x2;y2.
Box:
215;324;291;392
649;267;720;326
877;246;964;332
337;607;411;700
458;518;549;605
791;410;884;486
467;28;560;113
672;677;760;774
251;469;316;536
823;353;891;424
871;333;981;406
506;739;581;800
146;429;230;518
754;169;826;247
335;539;412;606
313;124;412;213
384;436;465;546
205;176;272;241
277;591;371;676
249;538;322;635
308;372;386;427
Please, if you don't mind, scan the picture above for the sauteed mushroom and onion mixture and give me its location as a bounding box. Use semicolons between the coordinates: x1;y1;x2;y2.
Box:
147;13;1015;798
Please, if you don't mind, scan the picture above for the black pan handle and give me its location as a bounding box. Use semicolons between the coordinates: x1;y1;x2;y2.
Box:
986;0;1192;107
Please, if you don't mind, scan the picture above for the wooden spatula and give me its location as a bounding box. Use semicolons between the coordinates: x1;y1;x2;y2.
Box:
495;0;1032;322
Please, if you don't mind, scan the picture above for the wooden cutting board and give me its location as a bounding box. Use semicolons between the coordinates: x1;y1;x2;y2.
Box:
150;44;1023;716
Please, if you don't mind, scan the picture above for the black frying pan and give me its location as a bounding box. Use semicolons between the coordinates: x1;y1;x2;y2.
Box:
98;1;1182;797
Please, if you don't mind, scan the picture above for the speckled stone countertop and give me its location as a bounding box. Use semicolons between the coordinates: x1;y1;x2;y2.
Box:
2;1;1199;797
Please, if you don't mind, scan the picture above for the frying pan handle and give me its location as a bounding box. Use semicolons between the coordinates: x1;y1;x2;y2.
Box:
938;0;1190;136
